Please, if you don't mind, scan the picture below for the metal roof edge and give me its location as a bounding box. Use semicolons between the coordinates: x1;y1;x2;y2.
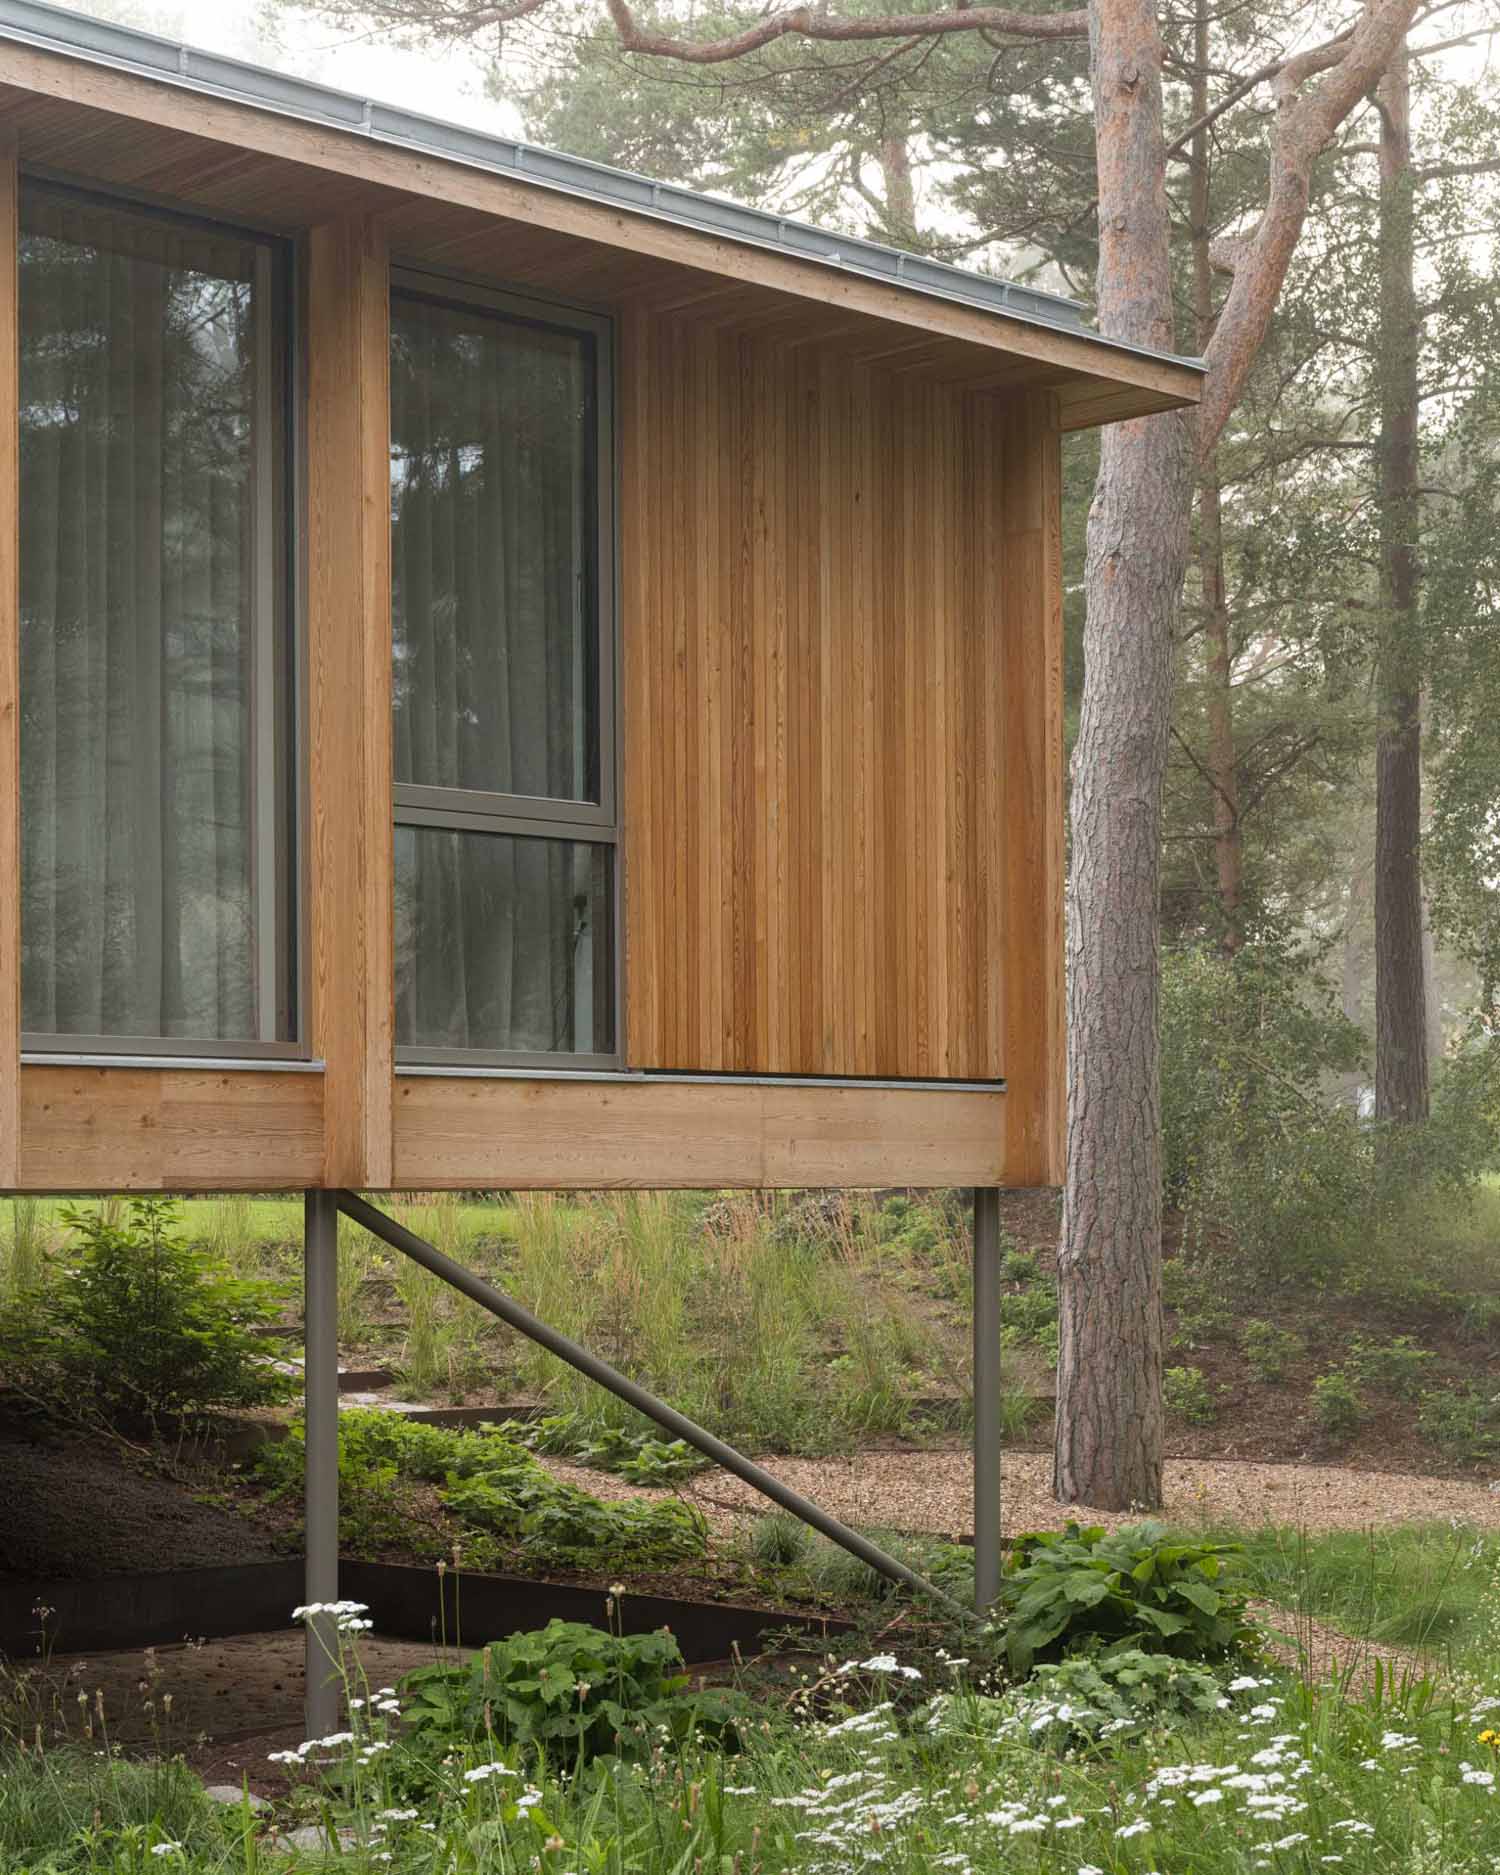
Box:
0;0;1206;380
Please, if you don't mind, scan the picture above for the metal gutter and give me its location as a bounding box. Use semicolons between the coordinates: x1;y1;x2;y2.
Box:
0;0;1206;380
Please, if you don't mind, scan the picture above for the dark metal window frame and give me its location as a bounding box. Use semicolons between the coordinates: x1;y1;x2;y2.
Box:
389;265;620;1073
17;174;303;1063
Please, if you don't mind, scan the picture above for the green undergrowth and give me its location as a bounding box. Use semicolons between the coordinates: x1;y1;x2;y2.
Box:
16;1606;1500;1874
253;1410;708;1574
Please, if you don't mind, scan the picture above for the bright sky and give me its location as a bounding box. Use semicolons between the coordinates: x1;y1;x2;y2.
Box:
77;0;524;133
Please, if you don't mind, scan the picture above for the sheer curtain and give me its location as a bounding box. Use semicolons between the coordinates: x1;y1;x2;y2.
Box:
390;290;608;1056
18;188;286;1045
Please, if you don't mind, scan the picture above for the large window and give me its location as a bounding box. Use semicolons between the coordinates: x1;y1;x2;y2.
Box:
18;185;294;1052
390;274;615;1064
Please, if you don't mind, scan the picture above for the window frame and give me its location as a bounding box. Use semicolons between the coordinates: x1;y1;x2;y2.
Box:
389;265;621;1073
16;175;303;1063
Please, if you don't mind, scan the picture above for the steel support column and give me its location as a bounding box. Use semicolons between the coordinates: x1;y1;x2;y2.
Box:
303;1188;341;1737
972;1186;1003;1611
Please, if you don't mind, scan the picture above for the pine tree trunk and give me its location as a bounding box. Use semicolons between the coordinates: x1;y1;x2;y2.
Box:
1374;43;1429;1125
1053;0;1191;1512
1188;5;1242;954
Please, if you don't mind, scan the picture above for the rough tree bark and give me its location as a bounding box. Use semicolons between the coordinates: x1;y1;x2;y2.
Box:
1374;42;1429;1124
1055;0;1421;1509
1189;2;1242;953
1052;0;1189;1511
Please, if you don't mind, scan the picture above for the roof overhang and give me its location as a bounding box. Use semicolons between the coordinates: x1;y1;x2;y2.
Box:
0;0;1205;426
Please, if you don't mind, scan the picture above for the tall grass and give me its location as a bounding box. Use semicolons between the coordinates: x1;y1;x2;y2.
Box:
387;1199;502;1398
500;1190;957;1451
1223;1521;1500;1669
1;1197;50;1303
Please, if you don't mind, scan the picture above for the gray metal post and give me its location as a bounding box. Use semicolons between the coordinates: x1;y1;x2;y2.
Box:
972;1187;1003;1611
304;1189;341;1738
335;1189;977;1622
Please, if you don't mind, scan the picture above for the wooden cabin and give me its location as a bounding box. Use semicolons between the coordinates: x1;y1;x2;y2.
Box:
0;0;1203;1202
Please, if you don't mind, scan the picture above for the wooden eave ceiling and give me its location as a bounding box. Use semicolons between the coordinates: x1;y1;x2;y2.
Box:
0;39;1202;426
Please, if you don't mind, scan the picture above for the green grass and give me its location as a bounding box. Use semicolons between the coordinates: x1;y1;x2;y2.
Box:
1221;1521;1500;1667
8;1628;1500;1873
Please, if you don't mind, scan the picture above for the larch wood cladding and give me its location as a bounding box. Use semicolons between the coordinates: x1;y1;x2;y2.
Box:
0;136;17;1184
620;310;1064;1177
392;1075;1006;1189
306;217;395;1187
19;1067;324;1190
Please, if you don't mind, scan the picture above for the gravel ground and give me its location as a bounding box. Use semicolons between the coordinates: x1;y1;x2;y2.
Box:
533;1450;1500;1542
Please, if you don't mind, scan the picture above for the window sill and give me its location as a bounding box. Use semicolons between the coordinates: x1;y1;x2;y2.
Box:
22;1053;325;1073
395;1065;1006;1093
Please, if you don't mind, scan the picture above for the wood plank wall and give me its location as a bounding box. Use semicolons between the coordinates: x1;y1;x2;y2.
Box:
0;135;17;1185
306;216;394;1186
620;308;1064;1173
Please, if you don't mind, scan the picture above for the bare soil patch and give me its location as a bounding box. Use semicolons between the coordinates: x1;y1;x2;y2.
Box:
0;1430;280;1578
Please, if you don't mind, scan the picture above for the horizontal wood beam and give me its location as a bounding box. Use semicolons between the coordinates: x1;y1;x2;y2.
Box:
392;1076;1009;1189
19;1066;324;1191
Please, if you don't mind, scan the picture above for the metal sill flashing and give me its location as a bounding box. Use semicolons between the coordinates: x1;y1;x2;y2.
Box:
22;1052;326;1073
395;1065;1005;1093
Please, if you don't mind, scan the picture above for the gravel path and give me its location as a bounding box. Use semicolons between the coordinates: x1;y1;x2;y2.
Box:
536;1450;1500;1541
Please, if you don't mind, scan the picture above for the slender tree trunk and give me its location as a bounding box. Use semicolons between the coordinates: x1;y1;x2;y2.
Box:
878;135;918;244
1188;12;1242;953
1374;43;1428;1124
1054;0;1190;1512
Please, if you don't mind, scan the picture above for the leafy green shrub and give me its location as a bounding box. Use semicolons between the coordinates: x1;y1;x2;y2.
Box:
1000;1286;1057;1340
400;1621;748;1769
1170;1309;1234;1350
1000;1249;1039;1285
2;1197;290;1424
444;1464;707;1571
1240;1319;1305;1383
1021;1647;1230;1744
1162;942;1368;1286
1163;1365;1217;1425
1349;1335;1436;1398
509;1409;705;1484
257;1410;708;1570
998;1522;1255;1673
1460;1294;1500;1343
1417;1386;1500;1465
1312;1369;1363;1439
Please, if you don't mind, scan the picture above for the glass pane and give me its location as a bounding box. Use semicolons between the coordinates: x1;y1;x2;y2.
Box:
395;827;612;1055
390;290;598;804
18;189;289;1044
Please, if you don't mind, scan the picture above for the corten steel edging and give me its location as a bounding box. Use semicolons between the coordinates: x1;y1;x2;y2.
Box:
336;1190;977;1622
0;1561;853;1665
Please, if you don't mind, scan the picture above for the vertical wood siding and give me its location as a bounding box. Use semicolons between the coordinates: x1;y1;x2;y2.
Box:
621;308;1063;1163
